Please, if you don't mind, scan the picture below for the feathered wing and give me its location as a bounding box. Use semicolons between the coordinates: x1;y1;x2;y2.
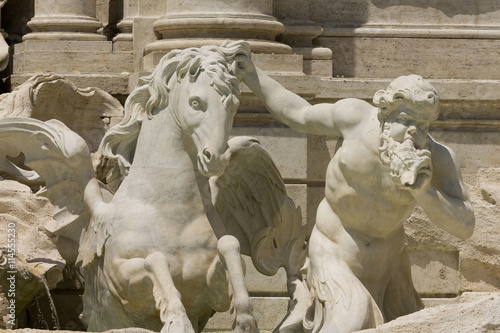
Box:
211;136;311;331
0;117;100;249
211;136;307;275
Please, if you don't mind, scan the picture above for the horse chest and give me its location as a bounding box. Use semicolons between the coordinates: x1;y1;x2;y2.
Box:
114;206;216;244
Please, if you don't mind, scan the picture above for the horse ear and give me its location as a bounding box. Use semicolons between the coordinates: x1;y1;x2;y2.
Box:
189;57;202;80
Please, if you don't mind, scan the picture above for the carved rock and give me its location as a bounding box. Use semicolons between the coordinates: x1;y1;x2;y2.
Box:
0;74;123;171
406;168;500;294
356;292;500;333
0;180;64;327
0;75;124;328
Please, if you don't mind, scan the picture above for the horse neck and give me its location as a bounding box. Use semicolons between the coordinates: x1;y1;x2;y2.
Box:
127;107;203;190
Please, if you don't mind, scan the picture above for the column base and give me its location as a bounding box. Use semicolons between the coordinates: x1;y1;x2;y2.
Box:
24;15;106;41
145;38;292;56
23;32;107;41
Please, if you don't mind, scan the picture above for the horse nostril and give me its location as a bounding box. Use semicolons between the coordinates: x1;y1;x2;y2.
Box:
203;148;212;162
407;126;417;136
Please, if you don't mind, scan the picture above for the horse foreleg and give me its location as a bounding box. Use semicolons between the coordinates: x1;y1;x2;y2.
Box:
217;235;258;333
144;252;196;333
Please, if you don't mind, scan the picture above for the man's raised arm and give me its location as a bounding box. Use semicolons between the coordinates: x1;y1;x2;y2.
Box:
237;57;342;137
410;138;475;240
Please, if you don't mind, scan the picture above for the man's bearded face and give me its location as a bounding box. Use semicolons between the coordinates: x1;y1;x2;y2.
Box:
379;108;432;189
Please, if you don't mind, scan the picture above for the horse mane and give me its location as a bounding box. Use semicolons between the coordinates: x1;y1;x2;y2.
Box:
100;41;251;190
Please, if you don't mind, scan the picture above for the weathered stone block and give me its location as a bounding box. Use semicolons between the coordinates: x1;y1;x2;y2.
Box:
319;37;500;80
230;127;307;180
356;292;500;333
306;134;337;182
409;249;460;296
406;168;500;294
18;51;134;74
204;297;289;332
22;40;113;52
243;256;287;295
11;73;132;96
429;131;500;184
306;185;324;225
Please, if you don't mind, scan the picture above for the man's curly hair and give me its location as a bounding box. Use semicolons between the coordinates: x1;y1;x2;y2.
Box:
373;75;440;123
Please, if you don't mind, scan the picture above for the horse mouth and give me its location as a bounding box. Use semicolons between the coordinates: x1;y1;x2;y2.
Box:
197;153;228;177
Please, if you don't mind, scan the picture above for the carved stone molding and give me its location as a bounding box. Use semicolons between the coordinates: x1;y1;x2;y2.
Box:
23;0;106;41
145;0;291;55
322;24;500;39
112;0;139;46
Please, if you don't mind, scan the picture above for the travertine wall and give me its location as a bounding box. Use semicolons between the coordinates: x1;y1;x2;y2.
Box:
1;0;499;331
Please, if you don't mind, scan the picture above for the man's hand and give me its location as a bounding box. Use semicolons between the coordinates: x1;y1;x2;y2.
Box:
233;54;256;82
407;170;432;192
390;157;432;191
388;140;433;191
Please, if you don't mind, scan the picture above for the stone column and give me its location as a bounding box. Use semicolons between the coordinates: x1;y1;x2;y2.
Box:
113;0;139;49
144;0;291;55
13;0;135;93
274;0;332;76
0;0;9;71
23;0;106;41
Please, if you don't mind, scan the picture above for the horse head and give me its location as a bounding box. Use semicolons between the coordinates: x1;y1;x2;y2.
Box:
100;41;251;186
168;52;241;177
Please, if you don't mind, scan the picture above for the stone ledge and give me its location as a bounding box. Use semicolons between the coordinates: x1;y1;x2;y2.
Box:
7;295;485;333
234;113;500;132
11;73;132;96
323;25;500;39
20;40;114;52
317;78;500;101
15;51;134;74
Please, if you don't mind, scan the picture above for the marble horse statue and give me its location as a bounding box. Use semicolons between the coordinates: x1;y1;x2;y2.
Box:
0;41;309;332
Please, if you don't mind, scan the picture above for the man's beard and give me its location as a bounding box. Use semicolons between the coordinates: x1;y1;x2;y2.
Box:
379;122;432;189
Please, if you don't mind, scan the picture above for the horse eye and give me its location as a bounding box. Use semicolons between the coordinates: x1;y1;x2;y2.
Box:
190;98;204;111
417;121;428;130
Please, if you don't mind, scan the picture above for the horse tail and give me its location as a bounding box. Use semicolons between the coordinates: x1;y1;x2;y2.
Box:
303;260;384;333
81;259;134;330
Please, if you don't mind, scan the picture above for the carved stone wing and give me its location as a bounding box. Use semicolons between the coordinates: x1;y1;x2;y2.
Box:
210;136;308;277
0;117;96;244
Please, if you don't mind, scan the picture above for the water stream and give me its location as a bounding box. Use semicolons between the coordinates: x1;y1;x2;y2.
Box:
38;275;61;330
34;297;49;329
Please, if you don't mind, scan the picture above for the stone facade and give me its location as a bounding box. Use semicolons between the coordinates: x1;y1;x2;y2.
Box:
0;0;499;331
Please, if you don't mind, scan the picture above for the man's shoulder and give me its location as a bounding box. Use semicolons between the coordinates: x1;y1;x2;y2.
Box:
428;135;461;171
331;98;377;128
335;98;374;108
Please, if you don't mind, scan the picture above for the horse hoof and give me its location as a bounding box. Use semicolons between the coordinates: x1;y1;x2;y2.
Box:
234;313;259;333
160;315;196;333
